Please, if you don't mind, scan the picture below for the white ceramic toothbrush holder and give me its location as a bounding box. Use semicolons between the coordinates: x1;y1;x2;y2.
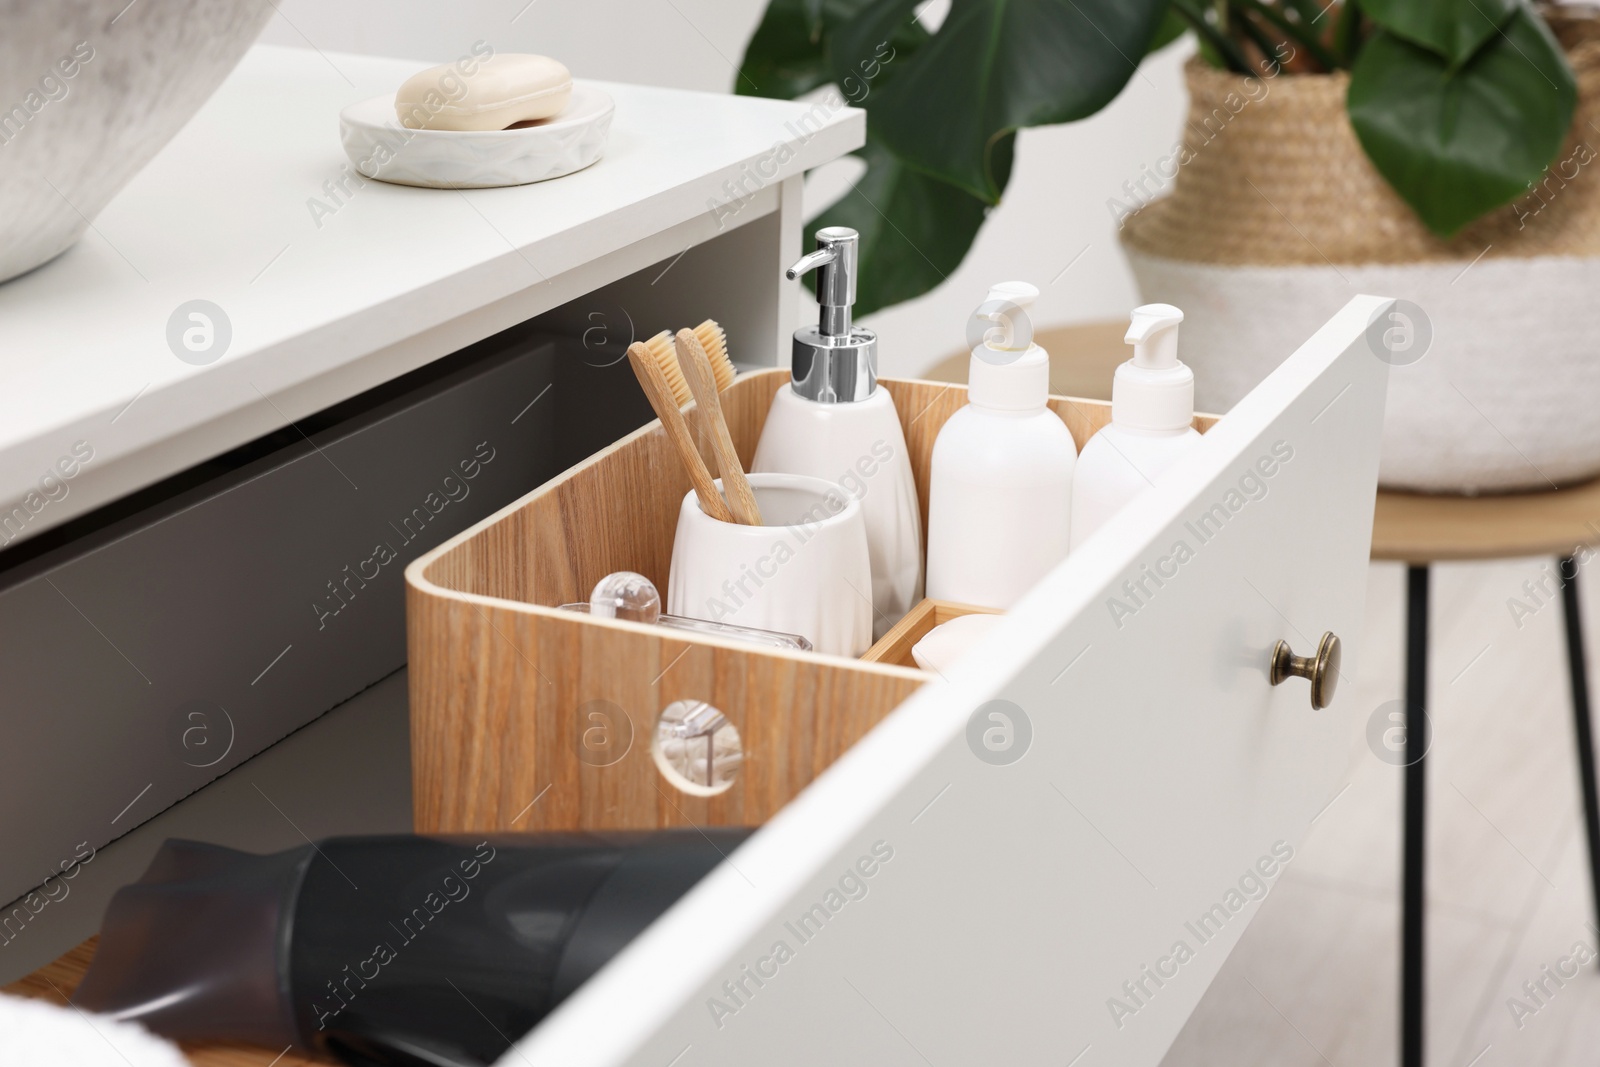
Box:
667;473;873;658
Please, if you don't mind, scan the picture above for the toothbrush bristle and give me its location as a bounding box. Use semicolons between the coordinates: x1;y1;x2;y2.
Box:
644;330;692;407
695;320;736;392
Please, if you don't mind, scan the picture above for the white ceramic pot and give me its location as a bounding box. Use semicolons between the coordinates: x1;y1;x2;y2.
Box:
667;473;873;658
1119;27;1600;495
1125;248;1600;493
0;0;272;283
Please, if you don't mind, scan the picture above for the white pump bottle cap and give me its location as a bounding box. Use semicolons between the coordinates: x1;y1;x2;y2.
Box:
968;281;1049;412
1112;303;1194;432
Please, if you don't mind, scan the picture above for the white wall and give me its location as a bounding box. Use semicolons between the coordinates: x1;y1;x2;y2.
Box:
260;0;1190;376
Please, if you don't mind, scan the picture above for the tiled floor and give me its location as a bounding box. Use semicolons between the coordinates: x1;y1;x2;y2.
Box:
1162;558;1600;1066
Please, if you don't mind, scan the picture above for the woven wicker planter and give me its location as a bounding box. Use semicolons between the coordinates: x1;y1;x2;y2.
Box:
1122;12;1600;493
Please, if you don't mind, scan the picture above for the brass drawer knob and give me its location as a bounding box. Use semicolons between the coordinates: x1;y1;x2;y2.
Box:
1270;632;1341;710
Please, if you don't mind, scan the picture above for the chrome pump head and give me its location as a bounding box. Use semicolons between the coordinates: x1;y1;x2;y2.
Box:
785;226;878;403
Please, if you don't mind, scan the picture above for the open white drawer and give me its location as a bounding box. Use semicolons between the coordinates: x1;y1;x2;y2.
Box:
500;295;1391;1066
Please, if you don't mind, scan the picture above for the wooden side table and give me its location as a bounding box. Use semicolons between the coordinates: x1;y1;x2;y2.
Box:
1373;482;1600;1067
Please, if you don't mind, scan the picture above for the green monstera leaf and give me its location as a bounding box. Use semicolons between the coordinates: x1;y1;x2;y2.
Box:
740;0;1003;314
738;0;930;99
810;134;1012;314
1146;7;1192;56
737;0;837;99
737;0;1163;313
831;0;1168;202
1348;7;1576;237
1359;0;1518;66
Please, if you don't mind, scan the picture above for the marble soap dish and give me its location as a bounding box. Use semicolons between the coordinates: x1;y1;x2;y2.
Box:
338;83;614;189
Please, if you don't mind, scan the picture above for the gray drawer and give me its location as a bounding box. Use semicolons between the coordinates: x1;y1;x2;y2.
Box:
0;329;650;907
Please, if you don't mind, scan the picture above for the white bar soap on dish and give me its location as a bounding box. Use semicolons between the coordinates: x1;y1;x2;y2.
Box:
396;54;573;131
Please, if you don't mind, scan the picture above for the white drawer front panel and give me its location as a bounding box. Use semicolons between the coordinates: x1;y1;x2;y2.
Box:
510;296;1392;1067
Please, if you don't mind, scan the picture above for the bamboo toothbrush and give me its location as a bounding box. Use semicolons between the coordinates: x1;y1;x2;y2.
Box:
626;341;734;523
693;320;737;392
676;328;763;525
642;322;736;405
641;331;691;407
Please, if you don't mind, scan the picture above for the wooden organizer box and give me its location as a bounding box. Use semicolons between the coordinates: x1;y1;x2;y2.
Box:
406;368;1214;835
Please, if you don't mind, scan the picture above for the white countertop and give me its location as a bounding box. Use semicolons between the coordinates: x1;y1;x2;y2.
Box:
0;44;861;544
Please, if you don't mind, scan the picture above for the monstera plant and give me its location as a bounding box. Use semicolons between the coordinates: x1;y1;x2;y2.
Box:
737;0;1577;314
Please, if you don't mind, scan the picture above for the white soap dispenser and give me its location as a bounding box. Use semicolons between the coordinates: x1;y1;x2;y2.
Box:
752;226;923;637
1070;303;1203;550
924;281;1077;610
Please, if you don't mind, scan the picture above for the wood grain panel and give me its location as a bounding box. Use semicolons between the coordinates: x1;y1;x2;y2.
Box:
407;585;925;834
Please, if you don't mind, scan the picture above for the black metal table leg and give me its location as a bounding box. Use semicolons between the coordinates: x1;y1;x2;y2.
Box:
1403;564;1429;1067
1559;556;1600;936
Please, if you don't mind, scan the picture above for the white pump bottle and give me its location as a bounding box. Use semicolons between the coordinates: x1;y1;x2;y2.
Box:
1069;303;1203;550
752;227;923;637
924;281;1077;610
